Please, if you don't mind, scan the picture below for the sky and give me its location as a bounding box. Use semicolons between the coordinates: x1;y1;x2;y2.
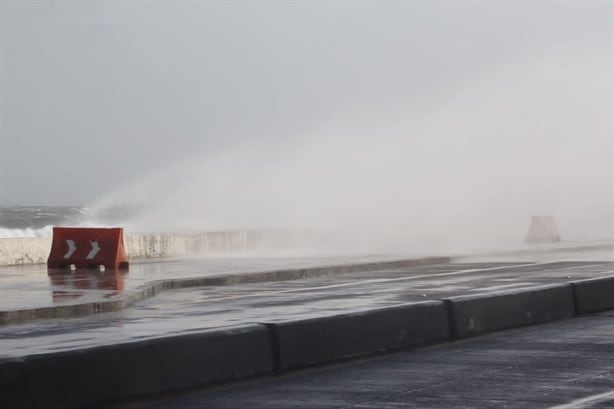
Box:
1;0;613;247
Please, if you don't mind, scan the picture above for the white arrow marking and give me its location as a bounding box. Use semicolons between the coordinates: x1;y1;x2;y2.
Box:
63;240;77;259
86;241;101;260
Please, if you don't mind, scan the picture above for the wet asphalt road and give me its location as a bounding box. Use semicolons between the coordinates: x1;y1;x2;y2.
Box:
116;311;614;409
0;254;408;310
0;260;612;358
2;246;610;311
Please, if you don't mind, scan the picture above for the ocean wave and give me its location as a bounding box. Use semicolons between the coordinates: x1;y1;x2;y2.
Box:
0;225;54;238
0;220;127;238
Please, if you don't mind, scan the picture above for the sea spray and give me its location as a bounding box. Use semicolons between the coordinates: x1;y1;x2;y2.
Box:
86;48;614;253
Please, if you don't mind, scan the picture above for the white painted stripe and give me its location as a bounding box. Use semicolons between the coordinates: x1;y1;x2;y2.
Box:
549;390;614;409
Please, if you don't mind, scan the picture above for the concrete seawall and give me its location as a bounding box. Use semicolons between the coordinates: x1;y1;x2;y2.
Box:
0;230;311;266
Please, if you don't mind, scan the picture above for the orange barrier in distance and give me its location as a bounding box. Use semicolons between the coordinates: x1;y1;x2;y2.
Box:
525;216;561;243
47;227;129;270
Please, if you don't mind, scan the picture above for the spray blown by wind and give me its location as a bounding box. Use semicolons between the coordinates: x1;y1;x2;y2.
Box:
67;2;614;256
88;48;612;254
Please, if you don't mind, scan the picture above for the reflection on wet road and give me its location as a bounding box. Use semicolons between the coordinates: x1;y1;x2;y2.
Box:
47;269;127;302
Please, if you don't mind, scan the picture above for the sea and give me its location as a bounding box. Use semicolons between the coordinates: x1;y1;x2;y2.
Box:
0;205;130;238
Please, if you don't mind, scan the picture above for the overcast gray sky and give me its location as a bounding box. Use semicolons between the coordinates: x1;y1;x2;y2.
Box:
0;0;613;246
2;0;611;204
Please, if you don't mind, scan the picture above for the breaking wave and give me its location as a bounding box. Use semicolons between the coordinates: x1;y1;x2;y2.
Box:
0;225;54;238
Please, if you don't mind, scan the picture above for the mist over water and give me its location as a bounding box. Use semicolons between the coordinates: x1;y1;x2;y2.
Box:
90;46;613;253
3;1;612;252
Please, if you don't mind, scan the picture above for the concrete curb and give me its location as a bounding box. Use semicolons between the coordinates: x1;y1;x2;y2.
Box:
572;275;614;314
265;301;449;371
0;325;272;409
444;284;575;338
0;257;450;324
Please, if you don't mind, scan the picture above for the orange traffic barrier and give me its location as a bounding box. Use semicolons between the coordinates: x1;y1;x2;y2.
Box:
47;227;129;269
525;216;561;243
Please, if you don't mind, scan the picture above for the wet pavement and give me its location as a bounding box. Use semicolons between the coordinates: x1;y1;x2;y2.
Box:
116;311;614;409
0;255;612;358
1;244;611;312
0;254;418;311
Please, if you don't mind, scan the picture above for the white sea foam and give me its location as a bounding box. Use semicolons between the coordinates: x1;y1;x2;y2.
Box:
0;225;54;238
0;220;116;238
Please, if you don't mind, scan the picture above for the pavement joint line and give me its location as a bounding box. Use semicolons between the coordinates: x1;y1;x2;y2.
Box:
442;298;458;340
262;323;282;375
571;279;580;315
